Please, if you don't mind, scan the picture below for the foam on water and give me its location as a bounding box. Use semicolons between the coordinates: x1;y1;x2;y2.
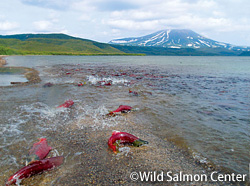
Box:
2;155;19;167
0;101;77;164
50;149;61;157
76;104;125;130
87;75;129;86
17;102;73;132
0;114;28;150
0;121;24;140
20;102;59;117
117;147;131;156
192;152;208;164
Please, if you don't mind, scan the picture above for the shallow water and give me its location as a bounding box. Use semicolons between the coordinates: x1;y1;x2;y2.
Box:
0;74;27;86
1;56;250;185
0;67;28;86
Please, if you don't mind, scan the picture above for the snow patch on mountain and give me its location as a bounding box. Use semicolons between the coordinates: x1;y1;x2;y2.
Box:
109;29;250;51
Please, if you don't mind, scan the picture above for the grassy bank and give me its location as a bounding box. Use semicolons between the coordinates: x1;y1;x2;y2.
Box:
0;34;144;56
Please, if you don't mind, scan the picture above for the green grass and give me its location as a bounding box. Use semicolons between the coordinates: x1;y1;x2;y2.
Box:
0;45;20;55
0;34;128;55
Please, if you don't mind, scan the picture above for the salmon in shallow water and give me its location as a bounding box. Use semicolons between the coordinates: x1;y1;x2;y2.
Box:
57;99;74;108
108;105;132;116
26;138;52;165
108;131;148;154
6;156;64;186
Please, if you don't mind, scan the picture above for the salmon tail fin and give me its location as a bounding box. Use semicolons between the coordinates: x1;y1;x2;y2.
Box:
50;156;64;167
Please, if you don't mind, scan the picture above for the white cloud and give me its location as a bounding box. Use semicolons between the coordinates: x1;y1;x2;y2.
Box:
107;19;158;30
32;19;67;33
106;0;222;30
111;10;159;21
33;20;53;31
1;0;250;45
32;10;65;32
70;0;96;12
104;0;250;39
0;21;19;31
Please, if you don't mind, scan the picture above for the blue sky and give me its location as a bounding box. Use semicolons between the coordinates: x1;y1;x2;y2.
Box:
0;0;250;46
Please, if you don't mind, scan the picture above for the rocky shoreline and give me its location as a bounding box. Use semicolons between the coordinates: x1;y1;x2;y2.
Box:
20;111;233;186
0;56;7;67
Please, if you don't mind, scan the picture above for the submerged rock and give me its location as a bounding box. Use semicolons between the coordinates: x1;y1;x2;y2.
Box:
43;82;54;88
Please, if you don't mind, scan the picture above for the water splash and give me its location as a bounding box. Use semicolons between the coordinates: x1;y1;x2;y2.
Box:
192;151;208;164
87;75;129;86
117;147;131;157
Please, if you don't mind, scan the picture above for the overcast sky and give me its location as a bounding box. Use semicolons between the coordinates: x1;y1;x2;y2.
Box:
0;0;250;46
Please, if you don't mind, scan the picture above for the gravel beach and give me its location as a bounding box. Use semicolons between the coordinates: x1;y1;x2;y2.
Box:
5;112;228;186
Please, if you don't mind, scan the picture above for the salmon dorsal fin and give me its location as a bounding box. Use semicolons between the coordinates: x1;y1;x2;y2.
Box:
39;138;47;142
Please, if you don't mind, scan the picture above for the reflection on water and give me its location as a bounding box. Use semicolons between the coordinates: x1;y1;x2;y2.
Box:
0;74;27;86
0;67;28;86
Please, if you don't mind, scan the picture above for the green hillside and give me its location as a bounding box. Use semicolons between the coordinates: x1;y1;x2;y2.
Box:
238;51;250;56
0;33;244;56
0;33;85;41
0;33;126;55
111;44;242;56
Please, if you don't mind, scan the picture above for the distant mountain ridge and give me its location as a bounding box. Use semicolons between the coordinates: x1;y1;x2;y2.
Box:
0;33;126;55
0;32;249;56
109;29;250;51
0;33;91;42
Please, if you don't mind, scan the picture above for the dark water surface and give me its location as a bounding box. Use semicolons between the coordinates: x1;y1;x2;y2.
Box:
1;56;249;185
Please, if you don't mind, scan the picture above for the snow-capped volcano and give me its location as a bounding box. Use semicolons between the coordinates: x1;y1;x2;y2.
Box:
109;29;249;51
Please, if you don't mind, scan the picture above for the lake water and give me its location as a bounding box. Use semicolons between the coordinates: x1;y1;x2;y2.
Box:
0;74;27;86
0;67;28;86
1;55;249;184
